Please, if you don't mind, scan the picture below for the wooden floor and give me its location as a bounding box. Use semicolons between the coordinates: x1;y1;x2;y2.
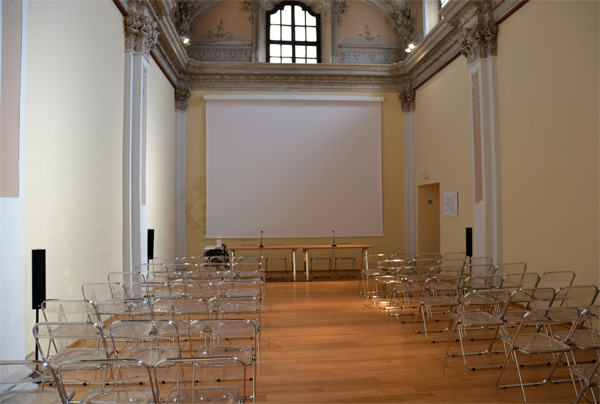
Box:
256;278;588;404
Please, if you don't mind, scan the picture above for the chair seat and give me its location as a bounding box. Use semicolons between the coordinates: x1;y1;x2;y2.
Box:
166;387;240;404
217;300;260;313
501;333;571;354
48;348;113;368
80;388;155;404
211;322;256;338
554;329;600;349
450;311;504;327
569;363;600;385
417;296;459;307
197;345;253;365
361;269;387;276
502;310;528;325
394;284;422;294
0;389;73;404
120;347;180;365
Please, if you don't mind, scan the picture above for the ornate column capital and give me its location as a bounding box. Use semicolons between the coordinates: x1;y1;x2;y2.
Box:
333;0;349;26
175;86;191;111
393;8;414;49
399;87;416;113
460;1;498;65
124;11;160;57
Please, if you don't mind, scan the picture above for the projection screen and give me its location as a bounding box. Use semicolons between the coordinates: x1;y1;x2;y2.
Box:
205;94;383;239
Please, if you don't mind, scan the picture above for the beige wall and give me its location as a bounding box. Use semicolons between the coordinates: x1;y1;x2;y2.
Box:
497;0;599;284
24;0;124;356
146;63;177;258
185;90;406;265
415;56;474;254
192;1;253;39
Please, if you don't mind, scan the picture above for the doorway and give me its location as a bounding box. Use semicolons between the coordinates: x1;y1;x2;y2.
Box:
418;183;440;253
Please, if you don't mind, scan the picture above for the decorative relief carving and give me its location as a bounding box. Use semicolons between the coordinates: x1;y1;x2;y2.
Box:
399;87;415;112
124;12;159;57
340;34;403;65
208;19;231;39
333;0;349;25
175;86;191;111
174;0;196;37
358;25;381;42
187;46;252;62
240;0;257;23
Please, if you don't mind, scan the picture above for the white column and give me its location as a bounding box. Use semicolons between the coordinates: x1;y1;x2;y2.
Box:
400;88;417;255
122;9;159;271
462;12;502;263
0;0;27;360
174;87;190;259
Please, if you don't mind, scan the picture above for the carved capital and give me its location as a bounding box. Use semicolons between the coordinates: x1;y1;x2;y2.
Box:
124;12;160;57
333;0;349;26
460;20;498;64
175;86;191;111
392;8;414;49
399;87;416;113
174;1;196;37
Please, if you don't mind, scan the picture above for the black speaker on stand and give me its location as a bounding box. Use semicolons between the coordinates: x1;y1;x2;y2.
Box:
32;249;46;360
466;228;473;257
148;229;155;261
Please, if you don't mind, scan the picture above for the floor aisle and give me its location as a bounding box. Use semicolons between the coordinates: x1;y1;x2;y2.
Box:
256;280;581;403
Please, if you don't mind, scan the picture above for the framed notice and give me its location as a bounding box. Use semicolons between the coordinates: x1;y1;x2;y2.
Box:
444;192;458;216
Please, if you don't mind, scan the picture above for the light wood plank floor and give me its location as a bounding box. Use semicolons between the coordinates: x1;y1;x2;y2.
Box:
256;279;590;403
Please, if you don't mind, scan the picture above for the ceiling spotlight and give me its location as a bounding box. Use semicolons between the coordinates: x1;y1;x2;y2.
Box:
408;43;415;50
405;48;412;53
182;37;190;44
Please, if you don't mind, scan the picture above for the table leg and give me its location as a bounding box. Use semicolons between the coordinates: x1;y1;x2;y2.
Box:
292;249;297;282
362;248;369;270
304;249;310;279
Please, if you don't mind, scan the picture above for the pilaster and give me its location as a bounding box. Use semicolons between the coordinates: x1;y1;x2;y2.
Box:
400;87;416;255
461;0;502;263
174;86;190;260
123;5;159;271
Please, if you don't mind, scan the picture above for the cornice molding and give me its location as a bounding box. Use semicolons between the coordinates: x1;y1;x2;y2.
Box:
114;0;526;92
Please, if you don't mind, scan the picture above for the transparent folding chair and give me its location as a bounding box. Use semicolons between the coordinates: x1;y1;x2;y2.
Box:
107;271;145;286
494;262;528;279
223;270;265;301
413;275;465;342
126;281;171;300
207;297;261;325
0;360;73;404
332;244;357;277
264;244;288;281
464;274;503;292
463;263;496;278
550;285;599;312
41;300;102;325
151;257;180;266
96;298;154;324
501;287;557;327
108;320;181;366
500;272;540;294
360;255;391;298
372;260;408;309
152;298;208;323
57;359;157;404
496;306;580;403
446;289;512;370
154;358;246;404
393;266;431;322
81;282;127;305
389;253;415;263
217;281;261;300
33;321;114;369
171;281;218;300
536;270;576;289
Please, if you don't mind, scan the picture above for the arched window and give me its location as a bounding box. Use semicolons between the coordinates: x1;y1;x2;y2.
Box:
267;2;321;64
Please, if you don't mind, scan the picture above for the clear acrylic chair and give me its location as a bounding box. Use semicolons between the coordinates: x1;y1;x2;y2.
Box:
107;271;145;286
154;358;247;403
494;262;528;279
81;282;127;305
536;270;576;290
496;306;580;403
360;255;390;298
151;257;180;266
108;320;181;366
500;272;540;294
57;358;157;404
393;266;431;323
413;275;465;343
0;360;73;404
170;281;218;300
446;289;512;370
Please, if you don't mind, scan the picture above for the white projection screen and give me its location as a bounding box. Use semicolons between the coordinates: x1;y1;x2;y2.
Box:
205;94;383;239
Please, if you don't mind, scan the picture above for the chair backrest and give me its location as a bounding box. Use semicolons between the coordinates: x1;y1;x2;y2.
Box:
33;322;110;362
396;266;431;283
41;299;101;324
81;282;127;304
436;258;467;268
460;289;511;313
96;298;154;322
126;281;171;299
108;320;180;353
107;271;145;285
408;258;438;269
423;275;465;296
390;253;416;263
465;275;503;291
181;256;206;266
200;262;231;272
136;263;168;278
504;287;556;311
442;252;467;261
500;272;540;292
151;257;180;265
167;262;199;274
365;254;389;269
152;298;208;319
207;297;261;318
217;281;261;298
494;262;527;277
416;252;442;261
550;285;599;309
434;265;464;277
536;271;576;289
170;281;217;299
466;264;496;277
0;360;69;404
185;270;224;282
466;256;493;266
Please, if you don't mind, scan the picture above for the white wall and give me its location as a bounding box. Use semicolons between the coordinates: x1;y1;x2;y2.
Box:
24;0;124;356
